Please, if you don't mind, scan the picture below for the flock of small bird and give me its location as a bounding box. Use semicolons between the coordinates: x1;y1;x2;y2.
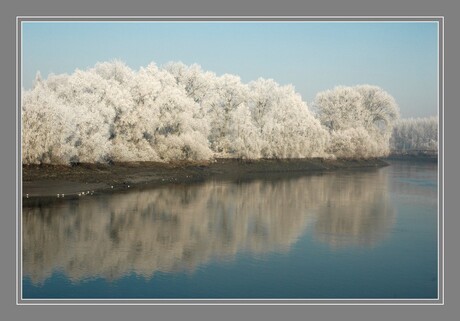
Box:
25;184;132;199
74;190;94;197
24;177;195;198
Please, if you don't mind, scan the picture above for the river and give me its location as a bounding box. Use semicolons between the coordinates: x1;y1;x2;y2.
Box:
22;160;438;299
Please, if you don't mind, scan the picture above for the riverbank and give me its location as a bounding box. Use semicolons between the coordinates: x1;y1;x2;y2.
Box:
22;158;388;199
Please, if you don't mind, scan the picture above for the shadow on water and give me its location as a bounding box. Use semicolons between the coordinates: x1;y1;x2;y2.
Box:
23;168;395;285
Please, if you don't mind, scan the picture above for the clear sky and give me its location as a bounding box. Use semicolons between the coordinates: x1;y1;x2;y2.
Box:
22;21;439;118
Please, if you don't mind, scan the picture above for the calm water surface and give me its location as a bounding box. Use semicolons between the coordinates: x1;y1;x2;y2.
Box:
22;160;438;299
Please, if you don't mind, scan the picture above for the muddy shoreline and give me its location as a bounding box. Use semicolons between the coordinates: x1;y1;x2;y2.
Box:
22;158;389;200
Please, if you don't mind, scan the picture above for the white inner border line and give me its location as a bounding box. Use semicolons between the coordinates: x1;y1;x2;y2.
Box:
17;16;444;305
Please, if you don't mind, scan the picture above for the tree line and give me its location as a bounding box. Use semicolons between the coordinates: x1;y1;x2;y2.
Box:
21;60;436;164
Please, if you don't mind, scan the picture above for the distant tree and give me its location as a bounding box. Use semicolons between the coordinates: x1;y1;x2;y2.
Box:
390;116;438;151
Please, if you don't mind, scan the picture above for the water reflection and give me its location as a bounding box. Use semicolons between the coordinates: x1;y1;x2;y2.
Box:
388;161;438;204
314;172;394;248
23;169;394;284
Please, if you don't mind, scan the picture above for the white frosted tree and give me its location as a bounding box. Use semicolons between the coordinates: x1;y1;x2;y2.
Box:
22;60;402;164
22;61;213;164
248;79;329;158
204;74;250;156
314;86;364;132
391;116;438;151
111;62;212;161
227;103;261;159
165;62;216;107
356;85;399;145
313;85;399;158
22;78;77;164
63;69;116;163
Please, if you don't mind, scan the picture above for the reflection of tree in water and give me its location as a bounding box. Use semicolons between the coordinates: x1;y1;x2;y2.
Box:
23;169;394;284
23;178;316;284
313;170;395;248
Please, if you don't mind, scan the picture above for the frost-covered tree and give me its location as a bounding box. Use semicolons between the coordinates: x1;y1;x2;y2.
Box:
165;63;257;157
313;85;399;158
22;78;78;164
227;103;261;158
203;74;250;155
390;116;438;151
22;60;401;165
166;65;330;159
115;63;211;161
22;61;212;164
165;62;216;107
248;79;329;158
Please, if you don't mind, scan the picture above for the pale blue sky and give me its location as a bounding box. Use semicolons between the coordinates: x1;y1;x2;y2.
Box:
22;21;439;118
